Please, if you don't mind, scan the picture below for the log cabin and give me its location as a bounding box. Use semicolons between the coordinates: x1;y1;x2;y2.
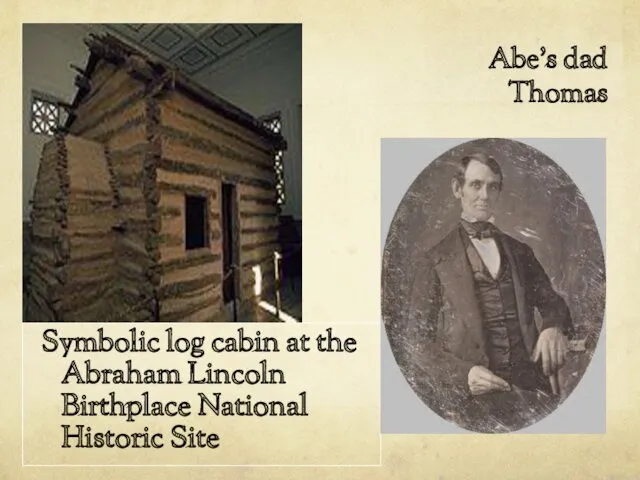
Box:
24;33;291;323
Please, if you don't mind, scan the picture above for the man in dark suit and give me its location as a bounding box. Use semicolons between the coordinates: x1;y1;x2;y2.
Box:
407;152;573;431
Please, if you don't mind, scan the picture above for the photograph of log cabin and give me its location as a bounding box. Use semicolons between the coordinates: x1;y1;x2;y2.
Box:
23;24;302;323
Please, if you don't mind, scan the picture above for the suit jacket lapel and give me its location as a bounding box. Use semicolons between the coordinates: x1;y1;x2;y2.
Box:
435;227;485;353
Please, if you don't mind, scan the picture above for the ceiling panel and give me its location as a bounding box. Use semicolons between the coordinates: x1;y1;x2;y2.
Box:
105;23;160;44
140;24;194;59
102;23;296;77
172;42;218;75
246;24;276;36
177;23;211;38
200;24;254;56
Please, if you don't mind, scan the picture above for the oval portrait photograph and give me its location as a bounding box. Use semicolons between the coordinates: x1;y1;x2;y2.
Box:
381;138;605;433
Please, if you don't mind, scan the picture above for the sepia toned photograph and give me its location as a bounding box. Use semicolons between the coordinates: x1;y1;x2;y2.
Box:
22;24;302;323
382;138;605;433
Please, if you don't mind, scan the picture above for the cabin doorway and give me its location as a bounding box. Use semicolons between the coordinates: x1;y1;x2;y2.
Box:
221;182;238;307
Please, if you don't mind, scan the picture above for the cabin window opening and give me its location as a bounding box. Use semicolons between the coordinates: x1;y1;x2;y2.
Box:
30;92;60;136
185;195;208;250
261;113;285;207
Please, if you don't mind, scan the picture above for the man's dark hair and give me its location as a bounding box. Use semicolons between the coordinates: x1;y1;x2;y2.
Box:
452;152;503;190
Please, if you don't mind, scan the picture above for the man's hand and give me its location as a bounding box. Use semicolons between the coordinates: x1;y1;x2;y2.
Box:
468;366;511;396
532;326;568;376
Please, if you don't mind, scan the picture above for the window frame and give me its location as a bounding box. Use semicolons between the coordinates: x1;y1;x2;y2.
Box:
30;91;62;137
260;111;286;209
184;193;210;251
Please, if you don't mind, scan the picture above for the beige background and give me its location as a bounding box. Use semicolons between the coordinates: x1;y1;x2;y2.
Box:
3;0;640;478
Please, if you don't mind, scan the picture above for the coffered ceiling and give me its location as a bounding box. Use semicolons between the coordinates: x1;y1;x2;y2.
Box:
99;23;296;76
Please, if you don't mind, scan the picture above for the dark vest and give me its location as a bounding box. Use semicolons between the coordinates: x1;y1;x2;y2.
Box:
463;235;549;392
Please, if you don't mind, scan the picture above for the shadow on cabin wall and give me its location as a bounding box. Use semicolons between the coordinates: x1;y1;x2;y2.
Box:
23;220;31;297
278;215;302;281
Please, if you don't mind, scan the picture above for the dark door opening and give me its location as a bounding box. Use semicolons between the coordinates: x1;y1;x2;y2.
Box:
221;183;238;304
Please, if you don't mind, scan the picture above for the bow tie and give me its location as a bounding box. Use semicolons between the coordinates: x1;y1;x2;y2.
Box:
460;220;498;240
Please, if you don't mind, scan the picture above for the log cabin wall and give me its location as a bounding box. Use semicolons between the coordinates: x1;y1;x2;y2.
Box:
60;136;119;321
68;59;157;321
155;91;279;321
26;138;68;322
26;134;119;322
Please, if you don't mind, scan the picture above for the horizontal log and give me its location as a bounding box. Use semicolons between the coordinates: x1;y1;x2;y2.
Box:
160;103;272;161
66;201;115;217
240;194;277;206
100;299;154;323
157;180;217;197
73;61;121;109
238;201;278;216
65;271;112;290
159;205;181;218
64;291;134;322
161;263;221;292
165;282;215;302
161;125;273;173
240;216;280;232
220;172;275;190
241;252;274;268
110;143;147;164
241;225;279;236
93;114;146;145
158;239;221;263
159;294;221;322
241;239;279;253
59;280;114;314
67;250;113;265
67;188;113;199
119;197;146;210
159;273;221;300
118;218;151;233
240;211;278;219
161;140;274;186
66;215;117;233
106;124;147;153
158;233;182;247
73;74;146;135
162;93;274;153
241;247;279;270
82;98;145;140
30;204;65;218
157;156;219;179
241;233;279;252
160;251;221;274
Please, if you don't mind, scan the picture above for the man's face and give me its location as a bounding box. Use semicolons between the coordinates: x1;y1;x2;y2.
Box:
452;160;501;221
